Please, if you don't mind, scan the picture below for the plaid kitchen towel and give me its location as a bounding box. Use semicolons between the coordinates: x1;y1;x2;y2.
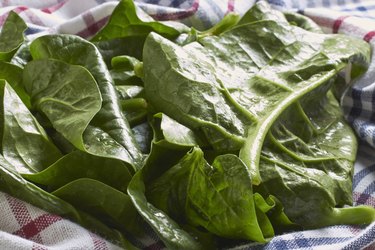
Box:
0;0;375;249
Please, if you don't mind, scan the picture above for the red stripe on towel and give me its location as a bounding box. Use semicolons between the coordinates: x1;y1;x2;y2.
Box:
332;15;350;33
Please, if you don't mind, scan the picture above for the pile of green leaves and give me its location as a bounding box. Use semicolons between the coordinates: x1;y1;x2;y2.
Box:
0;1;374;249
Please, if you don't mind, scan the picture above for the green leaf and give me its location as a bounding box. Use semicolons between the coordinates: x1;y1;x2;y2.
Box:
116;85;144;100
253;193;275;239
110;55;143;86
110;68;143;86
131;122;153;154
0;154;134;248
91;0;188;65
0;11;27;61
128;139;203;249
28;34;144;170
258;90;375;228
237;1;286;25
52;178;141;235
0;80;62;174
91;0;186;42
118;86;147;126
196;13;241;40
94;36;146;64
142;2;370;184
147;147;269;242
283;12;323;33
121;98;148;127
261;195;299;233
22;150;132;192
151;113;203;149
0;153;80;218
10;41;32;68
23;59;102;149
129;170;203;249
112;55;140;70
0;61;30;107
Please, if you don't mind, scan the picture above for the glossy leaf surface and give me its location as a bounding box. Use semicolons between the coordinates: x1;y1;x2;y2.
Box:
143;2;370;184
91;0;187;42
0;11;27;61
23;150;132;192
28;34;144;170
0;80;61;174
258;90;375;227
52;178;140;234
0;154;132;248
147;147;268;242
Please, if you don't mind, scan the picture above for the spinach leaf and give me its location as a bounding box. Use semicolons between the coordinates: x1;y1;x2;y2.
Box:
142;2;370;184
0;61;30;107
257;88;375;227
237;1;286;25
22;150;132;192
0;78;137;245
10;41;32;68
128;143;203;250
283;12;323;33
110;56;143;86
23;59;102;148
196;13;241;40
116;85;144;100
0;80;62;174
0;153;79;218
0;11;27;61
0;153;133;248
147;147;269;242
27;34;144;171
151;112;204;149
255;194;297;234
144;32;248;151
116;85;147;126
91;0;187;42
112;55;140;70
52;178;142;236
92;0;189;64
121;98;148;127
94;36;146;64
132;122;152;154
128;120;204;249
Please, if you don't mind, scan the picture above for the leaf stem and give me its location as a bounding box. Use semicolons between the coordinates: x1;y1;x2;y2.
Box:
121;98;148;111
327;206;375;226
